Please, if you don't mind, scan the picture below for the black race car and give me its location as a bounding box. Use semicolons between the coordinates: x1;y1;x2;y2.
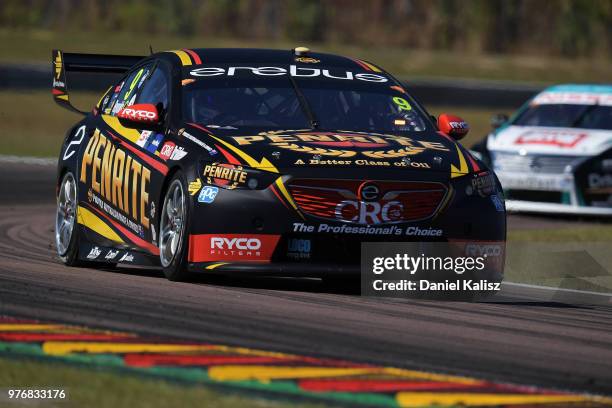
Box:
53;47;506;282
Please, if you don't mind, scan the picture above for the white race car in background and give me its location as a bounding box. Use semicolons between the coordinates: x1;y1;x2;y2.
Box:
474;84;612;216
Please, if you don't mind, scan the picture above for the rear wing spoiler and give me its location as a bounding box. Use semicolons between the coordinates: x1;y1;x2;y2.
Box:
52;49;146;115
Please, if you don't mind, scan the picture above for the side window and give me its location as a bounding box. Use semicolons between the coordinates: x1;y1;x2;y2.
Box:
107;64;153;116
135;67;169;113
100;82;122;115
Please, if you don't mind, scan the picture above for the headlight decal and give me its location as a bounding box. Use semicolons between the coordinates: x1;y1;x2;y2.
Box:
190;123;279;173
450;144;469;178
272;177;305;220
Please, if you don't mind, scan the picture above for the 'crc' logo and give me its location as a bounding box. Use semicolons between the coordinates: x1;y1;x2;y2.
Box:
211;237;261;250
335;200;403;224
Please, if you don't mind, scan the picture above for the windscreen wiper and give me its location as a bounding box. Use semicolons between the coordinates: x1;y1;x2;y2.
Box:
287;66;319;129
571;103;598;128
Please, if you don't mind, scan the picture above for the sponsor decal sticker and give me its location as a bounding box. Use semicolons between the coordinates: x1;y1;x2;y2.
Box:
294;56;320;63
105;249;120;260
151;224;157;242
181;130;218;155
491;194;505;212
515;130;587;148
136;130;152;147
159;142;176;160
170;146;188;160
118;107;157;122
119;252;134;262
188;178;202;196
190;65;389;83
86;246;102;260
587;173;612;194
335;200;403;224
532;91;611;106
62;125;86;161
468;172;496;197
80;129;152;232
292;222;443;237
203;163;247;189
232;130;448;160
287;238;311;260
188;234;280;262
145;134;164;153
198;186;219;203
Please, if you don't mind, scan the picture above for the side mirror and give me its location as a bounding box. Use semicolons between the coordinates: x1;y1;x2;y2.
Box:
117;104;160;129
490;113;509;129
438;113;469;140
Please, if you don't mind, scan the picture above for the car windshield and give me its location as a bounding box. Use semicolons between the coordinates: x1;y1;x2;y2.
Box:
182;73;430;132
513;103;612;130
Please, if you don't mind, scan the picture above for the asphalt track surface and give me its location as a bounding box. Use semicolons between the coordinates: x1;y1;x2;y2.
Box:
0;160;611;397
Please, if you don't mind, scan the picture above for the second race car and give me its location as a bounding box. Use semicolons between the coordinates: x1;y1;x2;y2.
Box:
474;84;612;216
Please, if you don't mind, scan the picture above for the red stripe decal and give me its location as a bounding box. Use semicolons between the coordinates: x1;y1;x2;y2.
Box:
183;49;202;65
88;204;160;255
269;185;290;210
466;151;481;172
352;58;371;71
214;144;241;165
52;89;64;95
107;131;168;176
188;122;214;135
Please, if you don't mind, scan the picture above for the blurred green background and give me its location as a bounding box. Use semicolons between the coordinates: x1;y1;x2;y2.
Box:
1;0;611;157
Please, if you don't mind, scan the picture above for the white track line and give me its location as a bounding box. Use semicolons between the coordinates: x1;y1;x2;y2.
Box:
0;155;56;166
503;281;612;297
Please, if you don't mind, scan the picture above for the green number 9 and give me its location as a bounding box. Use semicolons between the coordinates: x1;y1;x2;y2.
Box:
124;68;144;102
393;97;412;111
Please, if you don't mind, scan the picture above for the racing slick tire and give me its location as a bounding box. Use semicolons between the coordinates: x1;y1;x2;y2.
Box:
56;172;81;266
56;171;117;269
159;172;191;281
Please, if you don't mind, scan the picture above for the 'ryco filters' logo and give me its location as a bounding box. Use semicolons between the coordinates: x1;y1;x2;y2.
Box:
203;162;247;190
232;131;449;159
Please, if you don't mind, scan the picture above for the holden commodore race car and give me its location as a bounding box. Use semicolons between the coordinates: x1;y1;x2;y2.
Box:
53;47;506;282
474;84;612;216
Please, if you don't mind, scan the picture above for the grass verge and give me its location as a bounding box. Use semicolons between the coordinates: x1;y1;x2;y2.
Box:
0;91;99;157
0;356;323;408
506;226;612;293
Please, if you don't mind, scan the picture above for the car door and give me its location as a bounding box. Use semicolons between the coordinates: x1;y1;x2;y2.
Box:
77;61;171;256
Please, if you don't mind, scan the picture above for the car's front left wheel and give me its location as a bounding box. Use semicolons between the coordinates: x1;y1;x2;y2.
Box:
159;173;191;281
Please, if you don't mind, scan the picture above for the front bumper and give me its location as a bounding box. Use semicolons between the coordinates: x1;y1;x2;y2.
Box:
493;151;612;217
185;172;507;276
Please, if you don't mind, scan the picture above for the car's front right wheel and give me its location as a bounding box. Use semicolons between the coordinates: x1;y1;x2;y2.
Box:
159;173;191;281
56;171;81;266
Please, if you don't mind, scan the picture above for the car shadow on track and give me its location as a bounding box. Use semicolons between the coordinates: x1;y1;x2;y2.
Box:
189;273;362;295
108;265;362;295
